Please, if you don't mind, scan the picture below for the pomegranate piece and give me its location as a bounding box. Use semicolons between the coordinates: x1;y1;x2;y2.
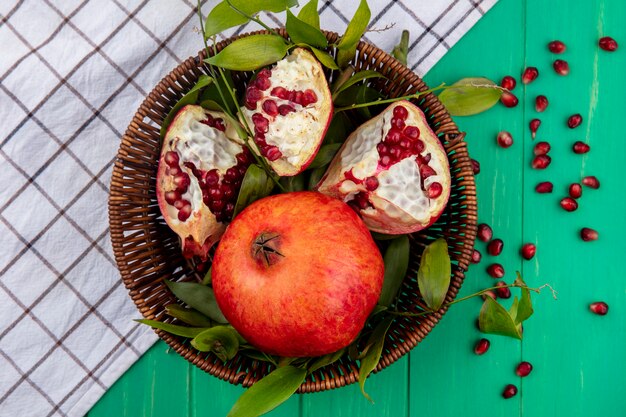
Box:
477;223;493;242
535;182;553;193
497;131;513;148
553;59;570;76
569;183;582;199
516;361;533;377
487;238;504;256
500;92;519;108
599;36;618;51
487;263;505;279
156;105;251;260
580;227;599;241
533;141;551;156
567;114;583;129
500;75;516;90
242;48;333;176
502;384;518;399
316;101;451;234
548;40;566;54
582;176;600;189
532;155;551;169
495;281;511;299
560;197;578;212
474;338;490;355
521;67;539;84
589;301;609;315
521;243;536;260
535;95;548;112
573;141;590;154
471;159;481;175
471;249;482;264
529;119;541;139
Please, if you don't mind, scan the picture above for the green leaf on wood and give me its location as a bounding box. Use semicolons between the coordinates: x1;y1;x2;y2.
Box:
392;30;409;65
191;326;240;361
478;297;522;340
164;280;228;324
233;164;275;216
513;272;533;323
417;238;451;311
298;0;320;29
165;304;213;327
307;143;341;170
358;316;393;403
336;0;371;68
378;235;410;307
437;77;502;116
160;75;213;138
227;365;307;417
204;35;289;71
286;9;328;48
135;319;208;338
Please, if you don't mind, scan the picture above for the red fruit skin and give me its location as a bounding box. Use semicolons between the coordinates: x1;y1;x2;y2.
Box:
589;301;609;315
521;243;536;260
599;36;618;51
474;338;490;355
548;40;566;53
500;76;516;90
212;192;384;357
535;182;553;193
500;92;519;107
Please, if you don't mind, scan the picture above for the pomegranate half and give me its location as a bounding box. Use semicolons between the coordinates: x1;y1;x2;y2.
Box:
212;192;384;357
316;100;451;234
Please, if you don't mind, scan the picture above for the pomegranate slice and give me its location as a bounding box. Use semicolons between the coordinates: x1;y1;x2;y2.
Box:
241;48;332;176
156;105;252;260
316;100;451;234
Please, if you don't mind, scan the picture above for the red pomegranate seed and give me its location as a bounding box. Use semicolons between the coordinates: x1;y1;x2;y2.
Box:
535;95;548;112
569;183;583;199
173;173;191;193
502;384;518;399
427;182;443;198
521;243;536;260
522;67;539;84
177;202;192;222
487;238;504;256
365;176;379;191
164;190;181;205
582;176;600;189
529;119;541;139
580;227;599;241
516;361;533;377
482;290;497;301
548;40;566;54
500;92;519;107
589;301;609;315
301;89;318;106
495;281;511;299
262;99;279;116
471;249;482;264
278;104;295;116
532;155;551;169
533;141;551;156
560;197;578;212
553;59;570;76
477;223;493;242
497;131;513;148
535;182;553;193
471;159;480;175
572;141;590;154
500;75;516;90
599;36;618;52
487;263;505;279
265;146;282;161
474;338;490;355
164;151;180;167
567;114;582;128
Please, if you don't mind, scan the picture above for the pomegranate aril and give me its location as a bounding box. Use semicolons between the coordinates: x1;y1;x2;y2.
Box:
516;361;533;377
477;223;493;242
560;197;578;212
403;126;420;139
393;105;408;119
255;74;271;91
177;202;192;221
474;338;490;355
522;67;539;84
265;146;282;162
365;176;379;191
548;40;566;54
567;114;582;128
223;167;239;183
164;151;180;167
391;117;405;130
535;181;553;193
521;243;536;260
569;183;582;199
471;159;480;175
500;92;519;107
271;86;288;99
573;141;590;154
500;75;516;90
278;104;295;116
502;384;518;399
173;173;190;192
580;227;599;241
164;191;181;205
495;281;511;299
487;238;504;256
471;249;482;264
497;131;513;148
246;86;263;103
589;301;609;315
487;263;505;279
529;119;541;139
582;176;600;189
535;95;548;112
301;89;318;106
599;36;618;52
427;182;443;198
532;155;551;169
419;164;436;179
262;99;279;116
533;141;551;156
252;113;269;133
553;59;570;76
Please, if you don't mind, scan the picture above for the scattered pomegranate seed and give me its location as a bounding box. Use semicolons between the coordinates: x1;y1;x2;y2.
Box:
567;114;582;128
535;95;548;112
477;223;493;242
535;182;553;193
560;197;578;212
522;67;539;84
500;75;516;90
471;159;480;175
497;131;514;148
502;384;518;399
516;361;533;377
495;281;511;299
474;338;491;355
529;119;541;139
533;141;551;156
582;176;600;189
532;155;551;169
471;249;482;264
589;301;609;315
521;243;536;260
580;227;599;241
487;238;504;256
500;92;519;107
548;40;566;54
599;36;618;52
553;59;570;76
482;290;497;301
487;263;505;279
573;141;590;154
569;183;583;199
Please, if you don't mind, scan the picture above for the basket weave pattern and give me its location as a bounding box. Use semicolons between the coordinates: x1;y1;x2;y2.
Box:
108;30;477;392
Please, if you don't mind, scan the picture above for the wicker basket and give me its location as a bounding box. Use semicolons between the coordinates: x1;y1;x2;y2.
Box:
108;29;477;393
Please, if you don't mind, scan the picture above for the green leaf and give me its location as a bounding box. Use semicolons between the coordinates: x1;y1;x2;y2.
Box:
199;70;237;113
309;47;339;70
164;280;228;324
204;0;298;39
437;77;502;116
332;70;385;98
358;316;393;403
165;304;213;327
201;266;212;286
307;348;346;373
417;238;451;311
233;164;275;216
370;232;397;241
336;0;371;68
204;35;289;71
279;173;307;192
478;297;522;340
227;366;307;417
378;236;410;307
298;0;319;29
513;272;534;323
307;143;341;170
391;30;409;66
160;75;213;138
307;166;326;190
286;10;328;48
135;319;208;338
191;326;240;361
240;349;278;365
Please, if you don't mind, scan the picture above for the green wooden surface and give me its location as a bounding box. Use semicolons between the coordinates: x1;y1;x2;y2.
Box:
89;0;626;415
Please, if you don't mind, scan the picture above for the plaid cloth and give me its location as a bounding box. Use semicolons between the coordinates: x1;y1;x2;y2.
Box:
0;0;496;416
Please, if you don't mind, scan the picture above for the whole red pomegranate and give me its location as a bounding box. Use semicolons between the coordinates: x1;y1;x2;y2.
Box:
212;192;384;357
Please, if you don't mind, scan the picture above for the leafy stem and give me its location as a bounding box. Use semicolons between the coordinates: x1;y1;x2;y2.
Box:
224;0;284;39
334;83;447;112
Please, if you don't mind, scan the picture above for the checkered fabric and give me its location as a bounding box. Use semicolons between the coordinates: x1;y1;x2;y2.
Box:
0;0;496;416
